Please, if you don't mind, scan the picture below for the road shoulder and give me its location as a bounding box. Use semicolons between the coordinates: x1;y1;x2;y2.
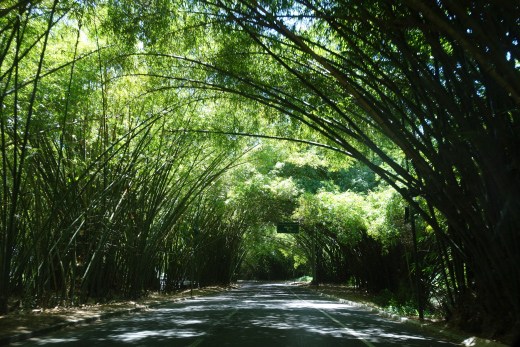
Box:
0;285;237;346
295;283;507;347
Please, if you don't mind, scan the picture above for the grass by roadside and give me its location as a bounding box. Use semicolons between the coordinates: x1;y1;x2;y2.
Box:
0;284;237;341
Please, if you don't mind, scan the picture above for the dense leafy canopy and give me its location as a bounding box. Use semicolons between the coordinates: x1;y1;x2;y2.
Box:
1;0;519;339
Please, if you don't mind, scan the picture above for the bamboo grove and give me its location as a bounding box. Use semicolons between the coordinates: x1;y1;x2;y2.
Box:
0;0;255;314
1;0;519;339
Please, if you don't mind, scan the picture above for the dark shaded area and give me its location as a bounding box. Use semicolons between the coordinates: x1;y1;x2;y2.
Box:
239;250;308;281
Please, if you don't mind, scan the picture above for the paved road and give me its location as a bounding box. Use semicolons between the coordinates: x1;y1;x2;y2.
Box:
15;282;457;346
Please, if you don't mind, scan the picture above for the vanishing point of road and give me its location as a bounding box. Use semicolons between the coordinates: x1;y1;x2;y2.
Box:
15;282;456;346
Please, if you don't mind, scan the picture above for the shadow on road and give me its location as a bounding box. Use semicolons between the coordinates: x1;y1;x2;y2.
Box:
17;282;456;346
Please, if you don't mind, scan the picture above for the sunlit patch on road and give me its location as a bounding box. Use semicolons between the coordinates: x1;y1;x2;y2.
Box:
16;282;457;346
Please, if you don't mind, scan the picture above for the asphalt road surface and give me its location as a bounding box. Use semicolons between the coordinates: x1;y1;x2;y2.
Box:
15;282;457;346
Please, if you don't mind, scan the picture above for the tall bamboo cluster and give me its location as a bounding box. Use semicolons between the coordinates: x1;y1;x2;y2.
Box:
193;0;520;332
2;0;519;336
0;1;249;313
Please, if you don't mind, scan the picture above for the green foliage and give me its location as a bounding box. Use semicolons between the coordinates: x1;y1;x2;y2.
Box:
375;288;437;318
296;191;367;245
226;164;302;225
267;147;378;194
1;0;518;336
238;225;308;280
364;187;407;249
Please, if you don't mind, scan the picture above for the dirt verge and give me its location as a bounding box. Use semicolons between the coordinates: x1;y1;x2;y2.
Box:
0;284;236;343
